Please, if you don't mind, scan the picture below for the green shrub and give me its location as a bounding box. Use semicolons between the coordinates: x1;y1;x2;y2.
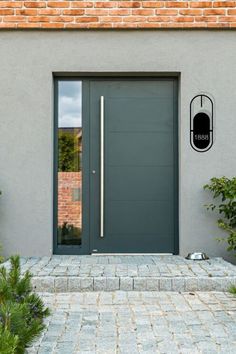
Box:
0;256;50;353
0;326;18;354
204;176;236;255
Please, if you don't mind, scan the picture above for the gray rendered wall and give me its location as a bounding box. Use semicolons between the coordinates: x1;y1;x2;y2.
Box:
0;30;235;262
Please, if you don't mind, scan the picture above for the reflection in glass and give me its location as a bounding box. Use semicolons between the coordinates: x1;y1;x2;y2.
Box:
57;81;82;245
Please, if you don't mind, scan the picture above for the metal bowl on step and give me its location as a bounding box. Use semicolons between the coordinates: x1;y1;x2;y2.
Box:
185;252;209;261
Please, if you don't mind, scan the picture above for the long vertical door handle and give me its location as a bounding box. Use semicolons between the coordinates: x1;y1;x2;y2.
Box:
100;96;104;238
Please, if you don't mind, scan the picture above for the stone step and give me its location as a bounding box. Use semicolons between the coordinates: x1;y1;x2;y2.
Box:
2;255;236;292
31;274;236;292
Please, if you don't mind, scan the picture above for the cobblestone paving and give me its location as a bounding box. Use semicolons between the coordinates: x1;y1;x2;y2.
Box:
3;255;235;292
27;291;236;354
10;255;235;278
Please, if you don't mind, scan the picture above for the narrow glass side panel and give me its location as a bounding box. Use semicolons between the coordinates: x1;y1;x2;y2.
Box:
57;81;82;245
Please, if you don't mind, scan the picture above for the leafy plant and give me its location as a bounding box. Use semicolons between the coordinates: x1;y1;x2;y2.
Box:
204;176;236;255
0;256;50;353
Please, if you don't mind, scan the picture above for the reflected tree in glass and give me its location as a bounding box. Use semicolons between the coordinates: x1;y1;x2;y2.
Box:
57;81;82;245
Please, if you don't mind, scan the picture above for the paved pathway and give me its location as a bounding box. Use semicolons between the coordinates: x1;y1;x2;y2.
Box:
27;291;236;354
15;255;236;278
4;255;235;292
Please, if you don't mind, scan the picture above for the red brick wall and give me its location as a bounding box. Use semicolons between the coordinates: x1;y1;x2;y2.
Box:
58;172;82;229
0;1;236;29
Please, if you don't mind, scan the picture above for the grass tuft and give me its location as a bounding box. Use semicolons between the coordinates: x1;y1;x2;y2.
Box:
229;285;236;295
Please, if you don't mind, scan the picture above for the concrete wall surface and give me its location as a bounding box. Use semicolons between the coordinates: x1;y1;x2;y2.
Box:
0;30;235;263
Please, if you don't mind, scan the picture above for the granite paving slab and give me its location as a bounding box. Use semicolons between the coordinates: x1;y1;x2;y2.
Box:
2;255;236;292
26;291;236;354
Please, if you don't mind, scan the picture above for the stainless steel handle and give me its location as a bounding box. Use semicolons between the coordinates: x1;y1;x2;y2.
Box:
100;96;104;238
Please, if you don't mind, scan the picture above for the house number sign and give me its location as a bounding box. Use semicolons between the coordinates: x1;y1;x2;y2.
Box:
190;94;213;152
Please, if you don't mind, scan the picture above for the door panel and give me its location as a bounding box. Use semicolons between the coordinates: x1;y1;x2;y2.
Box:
107;97;173;133
90;79;178;253
107;201;173;234
107;132;173;166
108;166;173;201
108;98;173;132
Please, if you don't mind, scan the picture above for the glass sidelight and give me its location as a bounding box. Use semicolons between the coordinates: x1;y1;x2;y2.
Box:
56;81;82;246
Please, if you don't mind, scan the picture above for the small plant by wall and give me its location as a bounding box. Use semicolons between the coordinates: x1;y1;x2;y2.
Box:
0;244;4;264
229;285;236;296
204;176;236;256
0;256;50;353
0;190;3;263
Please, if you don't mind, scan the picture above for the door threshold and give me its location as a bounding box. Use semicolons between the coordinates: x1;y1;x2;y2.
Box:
91;253;173;256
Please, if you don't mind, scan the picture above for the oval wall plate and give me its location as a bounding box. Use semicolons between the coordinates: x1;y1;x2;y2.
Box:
190;94;213;152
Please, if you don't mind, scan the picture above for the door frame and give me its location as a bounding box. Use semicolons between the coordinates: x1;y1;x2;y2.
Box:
53;75;179;255
53;78;90;255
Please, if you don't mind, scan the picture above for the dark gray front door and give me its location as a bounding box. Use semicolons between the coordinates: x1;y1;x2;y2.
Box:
90;79;178;253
